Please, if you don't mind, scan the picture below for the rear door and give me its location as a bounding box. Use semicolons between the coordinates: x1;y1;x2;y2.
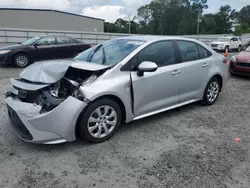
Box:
31;36;56;61
54;36;79;59
130;40;181;116
175;40;212;103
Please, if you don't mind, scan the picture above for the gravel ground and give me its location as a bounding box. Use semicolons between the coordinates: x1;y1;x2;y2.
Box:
0;53;250;188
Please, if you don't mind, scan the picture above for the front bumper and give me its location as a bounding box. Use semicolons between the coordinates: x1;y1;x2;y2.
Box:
5;92;87;144
230;62;250;76
0;53;13;66
212;46;225;51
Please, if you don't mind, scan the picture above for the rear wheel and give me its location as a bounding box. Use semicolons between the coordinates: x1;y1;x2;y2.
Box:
14;53;30;68
202;77;221;106
78;98;122;143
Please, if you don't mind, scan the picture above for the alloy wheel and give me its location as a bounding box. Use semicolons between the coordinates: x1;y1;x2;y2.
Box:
207;81;219;103
16;55;28;67
87;105;117;138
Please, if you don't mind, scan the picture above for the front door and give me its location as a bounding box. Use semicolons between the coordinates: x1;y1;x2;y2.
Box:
31;36;56;61
131;40;180;116
175;40;211;102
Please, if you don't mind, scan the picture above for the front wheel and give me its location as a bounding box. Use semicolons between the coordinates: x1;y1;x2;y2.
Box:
78;98;122;143
14;53;30;68
202;77;221;106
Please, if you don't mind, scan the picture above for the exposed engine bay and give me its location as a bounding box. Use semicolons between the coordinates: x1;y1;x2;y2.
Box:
14;66;109;113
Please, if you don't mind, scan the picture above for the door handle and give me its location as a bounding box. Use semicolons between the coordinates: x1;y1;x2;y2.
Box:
171;69;181;75
202;63;209;68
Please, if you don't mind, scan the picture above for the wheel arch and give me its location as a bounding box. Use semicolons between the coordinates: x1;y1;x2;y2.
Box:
210;74;223;92
75;94;127;139
13;51;31;64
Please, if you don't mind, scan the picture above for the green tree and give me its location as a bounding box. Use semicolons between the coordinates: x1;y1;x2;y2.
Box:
213;5;237;34
239;6;250;25
234;22;250;36
200;14;217;34
136;0;208;35
104;22;117;33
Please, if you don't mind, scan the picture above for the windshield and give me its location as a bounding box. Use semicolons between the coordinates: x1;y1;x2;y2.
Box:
74;39;144;66
22;37;40;45
216;38;229;42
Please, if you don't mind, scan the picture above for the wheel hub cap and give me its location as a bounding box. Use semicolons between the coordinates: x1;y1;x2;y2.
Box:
16;56;28;67
207;81;219;102
87;105;117;138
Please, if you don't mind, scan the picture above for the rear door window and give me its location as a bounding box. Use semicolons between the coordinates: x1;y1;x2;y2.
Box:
197;45;211;59
56;37;75;45
177;41;199;62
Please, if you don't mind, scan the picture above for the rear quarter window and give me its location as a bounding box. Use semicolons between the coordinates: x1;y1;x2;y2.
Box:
197;45;212;59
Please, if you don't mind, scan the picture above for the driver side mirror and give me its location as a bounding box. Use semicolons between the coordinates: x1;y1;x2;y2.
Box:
33;43;39;48
137;61;158;77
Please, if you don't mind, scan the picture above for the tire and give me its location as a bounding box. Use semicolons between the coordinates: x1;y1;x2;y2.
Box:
202;77;221;106
237;45;242;52
225;46;229;52
78;98;122;143
14;53;30;68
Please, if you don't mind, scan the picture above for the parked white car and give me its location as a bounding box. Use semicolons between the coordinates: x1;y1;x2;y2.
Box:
211;37;242;52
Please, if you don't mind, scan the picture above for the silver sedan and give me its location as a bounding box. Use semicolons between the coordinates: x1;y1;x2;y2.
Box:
5;36;229;144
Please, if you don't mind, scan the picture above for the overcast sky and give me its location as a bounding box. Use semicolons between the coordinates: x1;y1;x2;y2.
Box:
0;0;249;22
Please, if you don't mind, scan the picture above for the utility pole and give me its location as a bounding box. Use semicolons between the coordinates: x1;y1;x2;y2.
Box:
197;11;202;39
129;14;131;34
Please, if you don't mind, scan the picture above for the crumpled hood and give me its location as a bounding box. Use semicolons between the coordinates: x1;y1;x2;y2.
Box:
19;59;110;84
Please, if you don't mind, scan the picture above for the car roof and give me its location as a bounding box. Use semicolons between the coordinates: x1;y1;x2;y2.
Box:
115;35;194;42
37;35;73;38
220;36;235;39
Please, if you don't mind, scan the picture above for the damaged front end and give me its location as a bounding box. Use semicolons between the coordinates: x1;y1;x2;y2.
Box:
5;62;110;144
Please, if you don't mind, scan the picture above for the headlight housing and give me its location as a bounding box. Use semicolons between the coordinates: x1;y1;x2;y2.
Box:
0;50;11;55
231;56;237;63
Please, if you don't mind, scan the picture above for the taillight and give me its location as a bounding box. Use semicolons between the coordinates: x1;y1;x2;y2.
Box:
223;59;228;64
88;44;92;48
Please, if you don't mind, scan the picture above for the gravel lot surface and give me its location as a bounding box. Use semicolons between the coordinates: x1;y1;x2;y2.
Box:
0;53;249;188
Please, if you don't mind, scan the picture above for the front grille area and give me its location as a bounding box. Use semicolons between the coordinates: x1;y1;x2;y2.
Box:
212;44;218;47
14;88;42;104
236;62;250;67
7;105;33;140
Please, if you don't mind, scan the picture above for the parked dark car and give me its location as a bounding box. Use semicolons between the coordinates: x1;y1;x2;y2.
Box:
0;36;91;67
